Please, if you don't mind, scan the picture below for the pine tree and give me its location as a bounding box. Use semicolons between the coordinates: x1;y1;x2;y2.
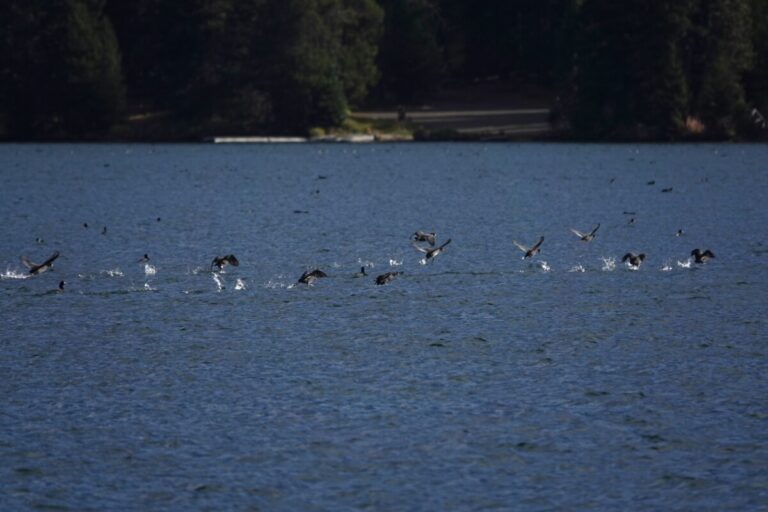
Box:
0;0;124;138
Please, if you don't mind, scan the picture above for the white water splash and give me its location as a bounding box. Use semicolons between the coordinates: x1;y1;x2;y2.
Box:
234;278;246;290
144;264;157;276
568;264;586;273
104;268;124;277
1;268;30;280
419;258;427;266
357;259;374;268
212;273;224;292
537;261;551;272
661;262;673;272
191;266;206;275
601;257;616;272
143;282;155;291
389;258;403;267
677;258;692;269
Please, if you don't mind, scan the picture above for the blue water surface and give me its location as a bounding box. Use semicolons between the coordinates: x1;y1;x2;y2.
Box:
1;143;767;511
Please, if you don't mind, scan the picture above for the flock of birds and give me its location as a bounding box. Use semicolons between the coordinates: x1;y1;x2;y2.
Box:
14;222;716;292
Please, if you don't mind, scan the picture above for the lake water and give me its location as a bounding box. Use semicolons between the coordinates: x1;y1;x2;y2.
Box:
1;143;767;511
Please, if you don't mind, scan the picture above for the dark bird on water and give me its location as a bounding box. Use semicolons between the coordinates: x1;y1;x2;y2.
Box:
412;231;436;246
101;226;107;235
622;252;646;268
211;254;240;271
20;251;60;275
676;229;684;237
661;187;673;193
138;253;150;263
58;280;65;291
353;266;367;278
298;269;328;285
571;224;600;242
375;271;400;285
691;249;715;263
413;238;452;262
513;236;544;259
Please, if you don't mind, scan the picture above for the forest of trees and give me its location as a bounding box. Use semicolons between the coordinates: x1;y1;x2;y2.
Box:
0;0;766;140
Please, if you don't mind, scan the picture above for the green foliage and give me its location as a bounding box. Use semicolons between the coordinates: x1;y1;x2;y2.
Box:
572;0;758;139
2;0;766;139
1;0;125;138
375;0;445;103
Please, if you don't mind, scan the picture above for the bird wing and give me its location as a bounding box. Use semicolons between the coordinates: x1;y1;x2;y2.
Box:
412;242;429;254
570;228;585;238
531;237;544;251
512;240;528;253
439;238;452;250
426;233;436;246
590;223;601;236
20;256;35;269
41;251;60;267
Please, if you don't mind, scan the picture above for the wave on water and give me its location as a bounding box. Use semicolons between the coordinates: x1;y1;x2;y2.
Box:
1;268;30;280
144;264;157;276
212;273;224;291
601;257;616;272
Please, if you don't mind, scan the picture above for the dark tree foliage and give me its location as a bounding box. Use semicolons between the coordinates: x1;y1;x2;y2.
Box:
2;0;766;138
572;0;758;139
438;0;577;84
1;0;124;138
744;0;768;115
687;0;753;137
338;0;385;106
375;0;445;103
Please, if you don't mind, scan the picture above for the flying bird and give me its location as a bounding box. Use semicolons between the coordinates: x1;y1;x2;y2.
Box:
512;236;544;259
211;254;239;271
412;238;452;262
622;252;646;268
412;231;436;246
20;251;60;275
298;269;328;285
691;249;715;264
570;224;600;242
